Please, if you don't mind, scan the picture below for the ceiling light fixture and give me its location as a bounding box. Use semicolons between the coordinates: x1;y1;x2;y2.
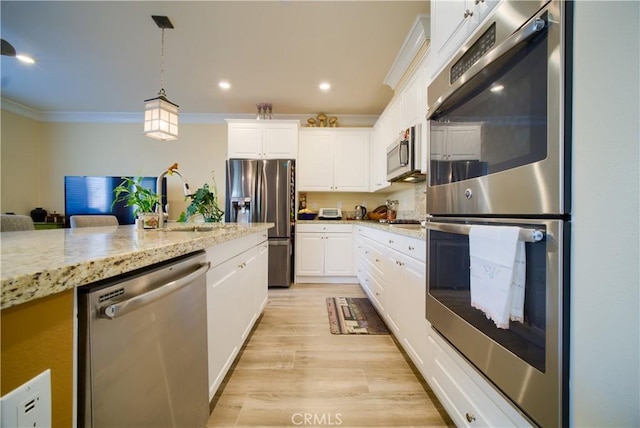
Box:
490;84;505;93
319;82;331;91
144;15;179;141
219;81;231;90
1;39;35;64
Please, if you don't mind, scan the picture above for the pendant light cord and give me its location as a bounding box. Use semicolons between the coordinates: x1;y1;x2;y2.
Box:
159;27;166;97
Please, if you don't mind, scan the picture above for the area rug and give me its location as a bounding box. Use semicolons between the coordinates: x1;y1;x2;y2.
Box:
326;297;389;335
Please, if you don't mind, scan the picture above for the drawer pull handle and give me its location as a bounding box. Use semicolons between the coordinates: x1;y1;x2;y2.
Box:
388;239;394;244
408;246;414;251
464;8;474;18
465;412;476;423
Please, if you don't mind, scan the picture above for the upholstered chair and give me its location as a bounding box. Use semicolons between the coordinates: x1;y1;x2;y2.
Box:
70;215;119;228
0;214;36;231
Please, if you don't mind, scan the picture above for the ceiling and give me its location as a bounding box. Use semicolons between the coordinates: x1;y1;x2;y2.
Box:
1;1;429;121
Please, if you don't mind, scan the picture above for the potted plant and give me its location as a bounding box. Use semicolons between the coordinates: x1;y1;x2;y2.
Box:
112;176;160;228
179;173;224;223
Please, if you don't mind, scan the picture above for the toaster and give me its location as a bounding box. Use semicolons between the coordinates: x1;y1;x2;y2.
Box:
318;208;342;220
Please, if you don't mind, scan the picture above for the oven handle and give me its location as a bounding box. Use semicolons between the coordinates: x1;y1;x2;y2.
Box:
424;221;544;243
426;16;546;119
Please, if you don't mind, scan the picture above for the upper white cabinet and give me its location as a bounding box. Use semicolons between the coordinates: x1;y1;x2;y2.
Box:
298;128;370;192
369;120;391;192
430;0;500;78
226;119;299;159
430;123;482;160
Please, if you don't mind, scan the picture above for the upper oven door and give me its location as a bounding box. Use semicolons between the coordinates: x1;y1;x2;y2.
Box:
426;0;567;216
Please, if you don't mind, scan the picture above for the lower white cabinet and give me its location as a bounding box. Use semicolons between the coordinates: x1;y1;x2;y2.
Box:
428;331;533;428
205;232;268;400
355;226;429;377
295;223;356;283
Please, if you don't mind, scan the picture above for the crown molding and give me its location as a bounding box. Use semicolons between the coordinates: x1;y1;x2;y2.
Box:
1;99;378;127
383;13;431;91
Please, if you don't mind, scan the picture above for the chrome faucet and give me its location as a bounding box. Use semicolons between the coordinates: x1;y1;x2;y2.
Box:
156;165;192;228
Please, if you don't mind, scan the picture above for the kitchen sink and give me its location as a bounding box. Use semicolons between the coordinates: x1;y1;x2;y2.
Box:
162;224;239;232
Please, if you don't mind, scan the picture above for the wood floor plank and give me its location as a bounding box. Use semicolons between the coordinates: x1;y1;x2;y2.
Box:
207;283;453;427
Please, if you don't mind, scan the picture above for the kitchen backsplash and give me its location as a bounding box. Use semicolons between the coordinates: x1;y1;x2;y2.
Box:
299;182;427;220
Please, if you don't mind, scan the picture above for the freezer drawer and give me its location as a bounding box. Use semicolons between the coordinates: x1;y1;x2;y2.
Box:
268;239;292;287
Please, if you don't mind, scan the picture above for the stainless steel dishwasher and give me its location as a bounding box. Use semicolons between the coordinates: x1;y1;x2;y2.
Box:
78;251;210;428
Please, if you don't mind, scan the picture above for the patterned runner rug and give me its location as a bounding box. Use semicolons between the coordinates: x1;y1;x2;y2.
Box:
326;297;389;335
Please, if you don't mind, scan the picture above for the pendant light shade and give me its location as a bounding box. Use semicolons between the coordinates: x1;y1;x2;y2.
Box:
145;16;179;141
144;92;179;141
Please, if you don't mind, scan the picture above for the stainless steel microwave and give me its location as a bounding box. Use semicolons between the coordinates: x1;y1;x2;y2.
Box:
386;124;425;182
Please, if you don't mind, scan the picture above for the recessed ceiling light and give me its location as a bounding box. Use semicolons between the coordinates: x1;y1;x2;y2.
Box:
16;54;35;64
219;81;231;90
490;84;504;93
319;82;331;91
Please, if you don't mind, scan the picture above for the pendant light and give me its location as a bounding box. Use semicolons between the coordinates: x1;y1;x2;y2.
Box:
144;15;179;141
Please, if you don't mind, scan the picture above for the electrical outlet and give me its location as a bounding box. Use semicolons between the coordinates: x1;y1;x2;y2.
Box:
1;370;51;427
337;202;342;209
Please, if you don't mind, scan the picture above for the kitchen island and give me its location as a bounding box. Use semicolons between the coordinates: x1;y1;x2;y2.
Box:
1;223;272;310
0;222;272;427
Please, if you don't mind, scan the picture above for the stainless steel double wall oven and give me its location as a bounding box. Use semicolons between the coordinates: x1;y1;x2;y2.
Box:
425;1;571;426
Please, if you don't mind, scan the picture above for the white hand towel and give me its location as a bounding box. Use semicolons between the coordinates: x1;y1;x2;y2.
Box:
469;225;526;329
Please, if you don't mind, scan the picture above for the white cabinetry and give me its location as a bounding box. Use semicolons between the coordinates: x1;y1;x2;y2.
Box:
298;129;370;192
295;223;356;283
355;226;429;377
430;123;482;160
430;0;500;78
226;119;299;159
356;233;386;312
205;231;268;400
369;120;391;192
428;331;533;428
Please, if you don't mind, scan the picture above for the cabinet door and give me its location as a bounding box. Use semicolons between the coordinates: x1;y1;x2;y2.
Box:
297;132;335;191
206;254;242;398
324;232;354;275
255;242;269;313
238;248;258;341
295;233;325;275
402;72;422;128
382;252;402;335
400;254;429;370
263;123;298;159
333;132;369;192
370;120;389;191
228;123;262;159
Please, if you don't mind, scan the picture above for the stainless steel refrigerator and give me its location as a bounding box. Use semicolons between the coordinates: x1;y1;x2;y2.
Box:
225;159;294;287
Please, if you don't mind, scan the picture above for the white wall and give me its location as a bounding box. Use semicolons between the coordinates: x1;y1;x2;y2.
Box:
1;112;227;221
571;2;640;426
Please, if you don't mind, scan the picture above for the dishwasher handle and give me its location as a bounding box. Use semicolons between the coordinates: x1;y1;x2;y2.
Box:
100;261;211;319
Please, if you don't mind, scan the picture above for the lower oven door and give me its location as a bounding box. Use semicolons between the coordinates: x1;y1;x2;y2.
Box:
425;216;567;427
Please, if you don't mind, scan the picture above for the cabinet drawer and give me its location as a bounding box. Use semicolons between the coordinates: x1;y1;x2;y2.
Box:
383;234;426;263
297;223;352;233
428;333;531;427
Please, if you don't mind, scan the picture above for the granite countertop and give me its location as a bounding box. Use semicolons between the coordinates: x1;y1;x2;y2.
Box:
0;223;273;310
296;219;426;240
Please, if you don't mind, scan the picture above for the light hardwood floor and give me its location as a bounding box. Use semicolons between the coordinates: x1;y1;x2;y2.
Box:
207;283;453;427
